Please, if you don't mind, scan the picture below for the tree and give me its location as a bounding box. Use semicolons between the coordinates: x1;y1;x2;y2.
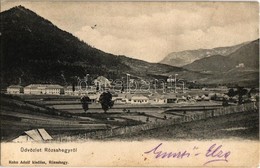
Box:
121;83;124;93
237;86;248;104
248;88;256;98
256;95;259;102
99;91;114;113
227;88;237;97
72;83;75;92
222;97;229;106
96;83;100;92
80;96;91;112
211;94;217;100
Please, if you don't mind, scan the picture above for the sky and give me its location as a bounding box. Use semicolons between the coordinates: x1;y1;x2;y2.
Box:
1;1;259;63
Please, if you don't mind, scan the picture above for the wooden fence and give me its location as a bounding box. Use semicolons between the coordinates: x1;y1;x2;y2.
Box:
58;102;259;141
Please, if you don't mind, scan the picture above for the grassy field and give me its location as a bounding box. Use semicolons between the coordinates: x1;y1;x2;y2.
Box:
1;94;175;141
2;93;256;142
109;111;259;140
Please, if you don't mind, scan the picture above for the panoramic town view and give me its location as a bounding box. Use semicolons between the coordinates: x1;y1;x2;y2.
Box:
0;2;259;142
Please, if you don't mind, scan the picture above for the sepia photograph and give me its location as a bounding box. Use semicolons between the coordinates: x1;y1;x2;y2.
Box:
0;1;259;167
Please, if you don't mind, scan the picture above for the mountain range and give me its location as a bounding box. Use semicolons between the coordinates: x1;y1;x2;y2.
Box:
160;42;249;67
183;39;259;72
182;39;259;86
0;6;259;88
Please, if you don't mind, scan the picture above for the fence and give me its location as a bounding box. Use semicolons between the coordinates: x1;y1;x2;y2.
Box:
58;102;259;141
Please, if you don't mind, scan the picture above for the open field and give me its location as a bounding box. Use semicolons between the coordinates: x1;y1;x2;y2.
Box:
109;110;259;140
1;93;258;142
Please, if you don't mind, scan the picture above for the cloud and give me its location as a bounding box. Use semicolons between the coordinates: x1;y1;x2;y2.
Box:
74;26;169;62
2;2;259;62
74;3;258;62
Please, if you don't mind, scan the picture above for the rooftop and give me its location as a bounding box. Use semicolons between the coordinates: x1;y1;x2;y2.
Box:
7;85;23;88
25;84;63;89
131;95;149;100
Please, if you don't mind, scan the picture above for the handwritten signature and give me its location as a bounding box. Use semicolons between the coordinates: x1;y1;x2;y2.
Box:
144;143;231;166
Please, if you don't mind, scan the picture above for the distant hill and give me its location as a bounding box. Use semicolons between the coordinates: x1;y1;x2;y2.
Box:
160;42;248;67
182;55;230;73
228;39;259;69
0;6;188;87
183;39;259;87
183;39;259;72
118;55;184;78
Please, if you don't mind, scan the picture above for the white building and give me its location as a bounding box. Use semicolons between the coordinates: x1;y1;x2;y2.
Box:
131;95;149;104
24;84;45;95
164;95;177;103
176;98;187;104
151;97;167;104
24;84;64;95
94;76;111;89
88;94;100;103
64;86;74;95
149;94;167;104
7;85;23;94
64;86;81;95
45;85;64;95
201;94;210;101
112;97;127;104
236;63;245;68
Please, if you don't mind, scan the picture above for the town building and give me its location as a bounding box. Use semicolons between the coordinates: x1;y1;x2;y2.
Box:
24;84;64;95
144;93;179;104
64;86;74;95
194;95;202;101
176;97;187;104
45;85;64;95
7;85;23;94
118;93;133;104
94;76;111;90
164;94;177;103
112;97;127;104
236;63;245;68
201;94;210;101
64;86;84;96
151;96;167;104
149;93;167;104
88;93;100;103
131;95;149;104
